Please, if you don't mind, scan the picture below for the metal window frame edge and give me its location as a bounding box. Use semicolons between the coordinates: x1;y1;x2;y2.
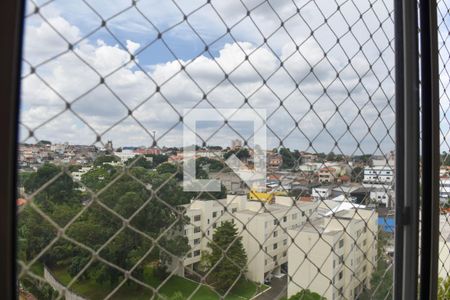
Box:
0;0;25;299
419;0;440;298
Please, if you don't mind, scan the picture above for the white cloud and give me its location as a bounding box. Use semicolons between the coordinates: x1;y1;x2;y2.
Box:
20;0;397;155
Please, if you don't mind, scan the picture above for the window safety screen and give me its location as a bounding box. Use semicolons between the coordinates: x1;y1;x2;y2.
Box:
15;0;401;299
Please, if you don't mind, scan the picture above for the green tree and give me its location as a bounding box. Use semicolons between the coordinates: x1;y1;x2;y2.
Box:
442;152;450;166
81;164;119;191
37;140;52;145
156;162;178;174
351;166;364;183
223;148;250;161
360;229;392;300
326;152;336;161
287;290;326;300
156;162;180;177
279;148;300;169
207;221;247;292
126;156;153;169
21;276;58;300
18;206;57;261
170;291;184;300
94;155;119;166
149;154;169;167
22;164;83;227
196;157;228;173
438;277;450;299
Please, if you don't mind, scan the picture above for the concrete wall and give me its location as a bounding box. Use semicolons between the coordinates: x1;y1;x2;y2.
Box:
44;267;86;300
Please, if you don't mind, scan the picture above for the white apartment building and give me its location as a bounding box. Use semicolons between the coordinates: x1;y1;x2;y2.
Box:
372;152;395;168
440;178;450;202
362;166;394;188
312;186;333;200
288;207;378;300
114;150;137;162
178;195;318;283
318;166;342;183
370;188;394;206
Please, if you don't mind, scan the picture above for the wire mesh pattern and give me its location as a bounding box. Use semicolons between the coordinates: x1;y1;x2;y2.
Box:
17;0;397;299
438;0;450;298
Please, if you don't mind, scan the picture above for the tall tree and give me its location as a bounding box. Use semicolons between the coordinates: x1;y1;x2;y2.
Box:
287;290;326;300
351;166;364;183
438;277;450;300
207;221;247;292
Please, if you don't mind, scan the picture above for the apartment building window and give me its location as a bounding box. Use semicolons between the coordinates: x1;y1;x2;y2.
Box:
221;210;224;215
273;243;278;250
187;252;192;258
283;239;287;246
213;223;217;229
339;255;344;264
274;219;279;226
283;216;287;222
363;239;367;246
212;211;217;218
207;219;210;224
231;219;235;224
194;215;201;222
232;208;237;213
283;251;287;257
193;250;201;257
194;238;200;245
265;259;267;266
273;231;278;238
292;213;297;220
273;255;277;262
363;265;367;272
302;211;305;217
339;239;344;248
338;271;343;280
194;226;201;233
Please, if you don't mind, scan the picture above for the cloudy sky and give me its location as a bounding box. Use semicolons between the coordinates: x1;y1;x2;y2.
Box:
19;0;403;155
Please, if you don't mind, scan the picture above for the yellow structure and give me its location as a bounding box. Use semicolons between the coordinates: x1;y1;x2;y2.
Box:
273;190;288;196
248;189;275;203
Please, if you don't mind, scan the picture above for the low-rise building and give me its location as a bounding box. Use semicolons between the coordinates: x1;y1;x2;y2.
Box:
178;195;318;283
288;206;378;300
268;153;283;169
370;188;394;207
440;177;450;203
362;166;394;188
312;186;333;200
71;166;93;181
318;166;342;183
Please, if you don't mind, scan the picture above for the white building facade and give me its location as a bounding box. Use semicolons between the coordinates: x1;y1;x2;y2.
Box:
362;166;394;188
179;195;318;283
288;207;378;300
